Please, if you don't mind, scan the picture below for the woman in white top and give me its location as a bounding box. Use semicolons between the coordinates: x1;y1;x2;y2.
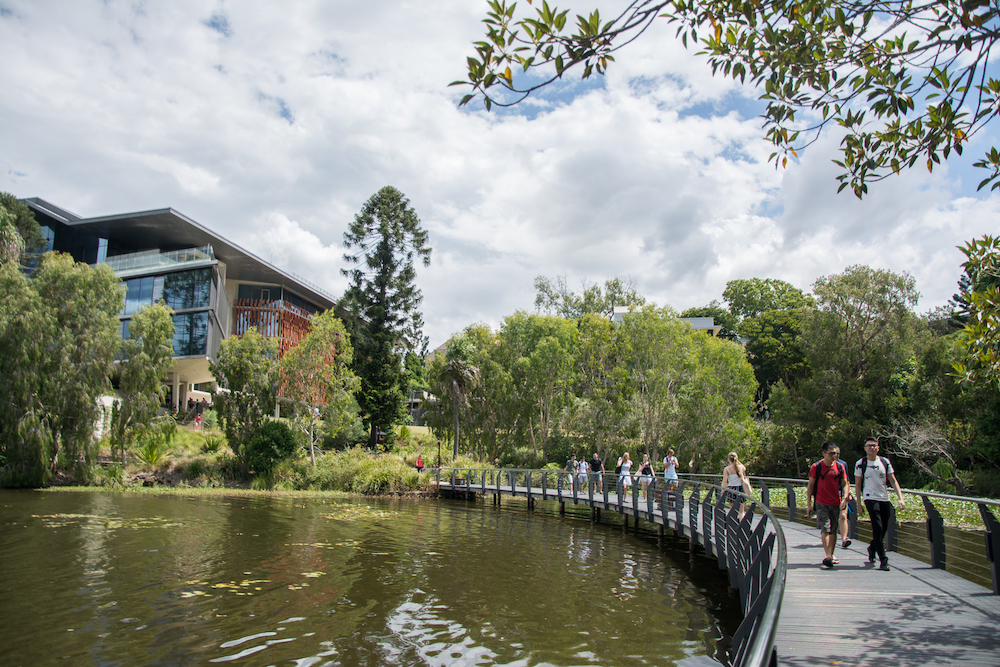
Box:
619;452;632;493
663;448;679;493
636;453;654;496
721;451;750;518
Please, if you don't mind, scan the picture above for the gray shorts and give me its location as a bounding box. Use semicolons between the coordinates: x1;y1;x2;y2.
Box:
815;504;840;533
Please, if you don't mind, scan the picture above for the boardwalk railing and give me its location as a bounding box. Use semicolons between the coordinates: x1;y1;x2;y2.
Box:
682;473;1000;594
436;467;786;667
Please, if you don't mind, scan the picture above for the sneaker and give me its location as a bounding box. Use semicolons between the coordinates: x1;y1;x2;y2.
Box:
842;539;852;548
867;544;876;563
823;557;834;568
879;559;890;571
831;557;840;564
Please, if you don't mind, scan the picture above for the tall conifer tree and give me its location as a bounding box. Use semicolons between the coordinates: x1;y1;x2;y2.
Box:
340;186;431;447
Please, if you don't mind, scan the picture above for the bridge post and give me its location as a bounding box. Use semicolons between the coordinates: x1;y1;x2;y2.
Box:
784;482;797;523
978;503;1000;594
922;496;946;569
848;497;858;540
760;482;770;508
674;480;685;538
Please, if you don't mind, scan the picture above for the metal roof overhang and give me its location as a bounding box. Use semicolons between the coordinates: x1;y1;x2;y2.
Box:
67;208;336;309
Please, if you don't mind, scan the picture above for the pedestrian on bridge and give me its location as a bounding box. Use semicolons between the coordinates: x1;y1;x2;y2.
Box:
590;453;604;494
722;452;751;519
618;453;632;494
855;437;906;571
806;441;850;568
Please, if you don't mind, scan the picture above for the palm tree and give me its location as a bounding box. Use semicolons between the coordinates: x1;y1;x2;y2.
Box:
439;334;479;460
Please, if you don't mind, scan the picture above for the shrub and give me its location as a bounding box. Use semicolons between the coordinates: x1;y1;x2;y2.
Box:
201;435;225;454
201;409;218;429
245;420;299;476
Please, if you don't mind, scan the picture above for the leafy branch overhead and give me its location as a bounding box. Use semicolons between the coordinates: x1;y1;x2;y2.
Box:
453;0;1000;197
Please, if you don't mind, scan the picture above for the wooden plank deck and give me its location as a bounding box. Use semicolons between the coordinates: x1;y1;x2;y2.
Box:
775;517;1000;667
440;480;1000;666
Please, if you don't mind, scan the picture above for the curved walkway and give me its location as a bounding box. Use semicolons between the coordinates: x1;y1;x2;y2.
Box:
777;518;1000;666
439;476;1000;666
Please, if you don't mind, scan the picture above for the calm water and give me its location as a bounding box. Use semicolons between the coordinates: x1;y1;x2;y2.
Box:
0;490;740;666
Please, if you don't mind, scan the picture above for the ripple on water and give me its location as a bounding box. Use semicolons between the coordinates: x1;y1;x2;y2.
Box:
0;492;736;666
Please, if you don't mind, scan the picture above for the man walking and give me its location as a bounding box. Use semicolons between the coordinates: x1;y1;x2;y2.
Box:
806;441;850;568
855;437;906;571
590;453;604;494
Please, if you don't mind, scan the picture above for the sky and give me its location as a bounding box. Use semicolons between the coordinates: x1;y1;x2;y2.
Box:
2;1;998;350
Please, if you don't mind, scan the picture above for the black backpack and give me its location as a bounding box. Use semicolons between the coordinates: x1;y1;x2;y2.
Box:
857;456;891;497
809;459;847;500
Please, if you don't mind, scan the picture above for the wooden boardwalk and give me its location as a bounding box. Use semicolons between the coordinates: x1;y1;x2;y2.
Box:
776;518;1000;667
439;479;1000;667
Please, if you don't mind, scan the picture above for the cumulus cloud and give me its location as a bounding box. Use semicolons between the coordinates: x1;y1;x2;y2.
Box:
1;0;996;348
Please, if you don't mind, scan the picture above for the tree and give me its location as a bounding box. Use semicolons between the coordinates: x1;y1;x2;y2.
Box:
0;203;25;264
112;302;175;465
210;327;280;469
280;311;359;464
571;312;630;457
680;301;738;339
455;1;1000;196
0;253;123;487
438;333;480;459
534;274;645;319
724;278;813;322
953;235;1000;388
771;265;920;456
0;192;46;258
340;186;431;447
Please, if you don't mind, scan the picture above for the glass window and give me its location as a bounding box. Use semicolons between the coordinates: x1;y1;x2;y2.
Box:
139;276;154;306
172;312;209;356
163;268;211;310
124;278;140;315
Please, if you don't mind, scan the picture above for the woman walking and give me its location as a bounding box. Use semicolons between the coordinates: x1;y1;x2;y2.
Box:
636;454;654;497
722;452;751;518
618;453;632;495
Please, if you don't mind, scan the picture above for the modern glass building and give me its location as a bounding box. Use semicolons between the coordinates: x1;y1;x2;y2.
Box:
23;198;336;411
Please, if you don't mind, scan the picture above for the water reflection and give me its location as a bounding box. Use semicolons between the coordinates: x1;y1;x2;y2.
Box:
0;491;738;666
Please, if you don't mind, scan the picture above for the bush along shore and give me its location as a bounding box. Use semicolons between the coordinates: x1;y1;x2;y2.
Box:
56;424;485;496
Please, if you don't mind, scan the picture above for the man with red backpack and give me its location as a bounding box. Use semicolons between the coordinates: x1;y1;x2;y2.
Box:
806;441;851;568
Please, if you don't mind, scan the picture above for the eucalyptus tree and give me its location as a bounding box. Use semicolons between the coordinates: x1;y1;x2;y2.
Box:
0;253;123;487
210;327;280;469
0;204;24;264
672;333;757;472
771;265;920;454
571;312;629;458
498;311;579;460
534;274;645;320
617;307;699;464
456;1;1000;196
0;192;46;260
340;186;431;447
280;310;359;465
112;302;175;465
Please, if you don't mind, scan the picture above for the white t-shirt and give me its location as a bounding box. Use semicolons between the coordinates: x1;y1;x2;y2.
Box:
854;456;894;502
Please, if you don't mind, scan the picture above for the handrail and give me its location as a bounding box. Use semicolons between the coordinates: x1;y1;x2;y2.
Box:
680;472;1000;594
435;466;786;667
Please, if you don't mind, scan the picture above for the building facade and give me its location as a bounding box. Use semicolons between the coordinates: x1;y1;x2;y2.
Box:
23;198;336;411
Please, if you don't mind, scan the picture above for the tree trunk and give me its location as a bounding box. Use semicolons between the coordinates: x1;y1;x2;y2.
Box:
452;385;460;460
309;420;316;466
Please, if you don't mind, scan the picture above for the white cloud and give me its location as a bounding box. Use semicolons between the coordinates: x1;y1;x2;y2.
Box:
1;0;996;349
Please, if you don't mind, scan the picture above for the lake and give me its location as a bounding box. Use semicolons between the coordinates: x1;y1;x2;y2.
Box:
0;490;740;666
